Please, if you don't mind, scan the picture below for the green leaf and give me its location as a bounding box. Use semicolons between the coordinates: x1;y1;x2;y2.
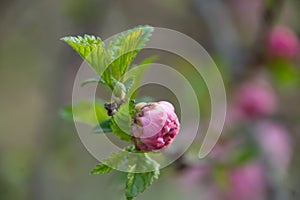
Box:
128;99;136;117
139;55;157;66
123;77;135;92
91;150;128;174
108;25;154;80
59;100;109;125
81;77;106;87
90;164;113;174
61;34;112;87
110;101;135;141
125;154;160;199
61;26;154;90
124;56;157;98
91;149;161;199
111;118;132;142
94;118;112;133
59;106;74;122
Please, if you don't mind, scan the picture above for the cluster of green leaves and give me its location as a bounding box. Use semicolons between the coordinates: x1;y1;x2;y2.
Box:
61;25;161;199
125;153;160;200
90;148;160;200
61;25;154;91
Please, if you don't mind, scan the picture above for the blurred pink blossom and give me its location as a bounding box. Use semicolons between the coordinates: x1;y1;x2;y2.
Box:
209;144;227;159
178;164;222;200
233;80;277;118
267;26;300;59
228;162;266;200
255;121;292;171
178;164;209;186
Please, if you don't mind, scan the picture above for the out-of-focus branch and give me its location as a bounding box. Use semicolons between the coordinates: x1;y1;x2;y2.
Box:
193;0;244;78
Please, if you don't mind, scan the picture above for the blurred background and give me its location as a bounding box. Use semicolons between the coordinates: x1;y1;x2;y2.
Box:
1;0;300;199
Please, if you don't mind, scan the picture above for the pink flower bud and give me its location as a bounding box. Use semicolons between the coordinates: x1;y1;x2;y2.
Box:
267;26;300;59
235;81;277;118
132;101;180;151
